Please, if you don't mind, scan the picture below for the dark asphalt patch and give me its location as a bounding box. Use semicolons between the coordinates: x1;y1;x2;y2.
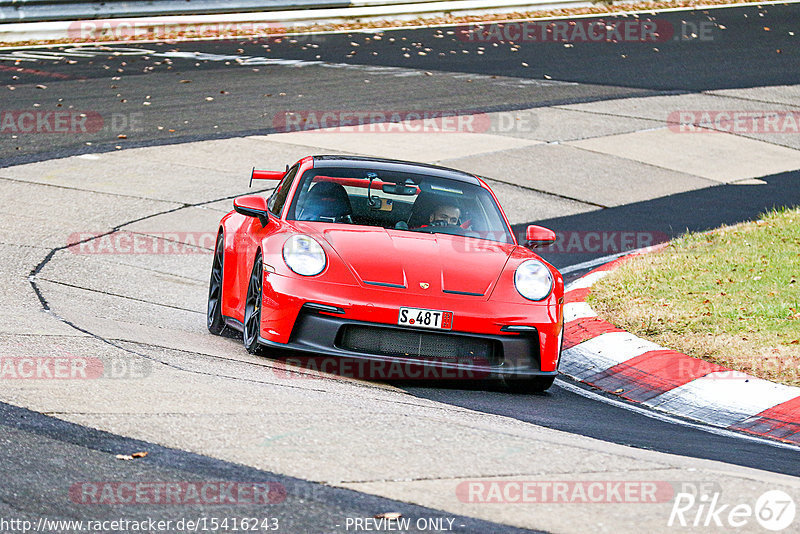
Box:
0;401;540;533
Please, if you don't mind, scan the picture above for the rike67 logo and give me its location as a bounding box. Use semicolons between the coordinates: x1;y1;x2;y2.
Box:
669;487;796;531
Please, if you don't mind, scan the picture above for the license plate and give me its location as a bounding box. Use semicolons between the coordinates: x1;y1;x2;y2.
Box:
398;307;453;330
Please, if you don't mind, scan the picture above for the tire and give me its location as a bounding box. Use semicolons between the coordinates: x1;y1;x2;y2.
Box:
207;231;227;335
242;252;264;354
503;375;555;393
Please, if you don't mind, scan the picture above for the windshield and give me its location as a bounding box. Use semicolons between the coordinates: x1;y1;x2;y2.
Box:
285;167;514;244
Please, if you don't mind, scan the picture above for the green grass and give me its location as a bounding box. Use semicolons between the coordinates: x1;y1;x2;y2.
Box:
587;207;800;386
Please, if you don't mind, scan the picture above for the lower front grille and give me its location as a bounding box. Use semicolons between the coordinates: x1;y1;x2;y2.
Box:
338;325;502;365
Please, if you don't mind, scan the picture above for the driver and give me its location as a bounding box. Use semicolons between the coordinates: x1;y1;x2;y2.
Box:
424;203;461;228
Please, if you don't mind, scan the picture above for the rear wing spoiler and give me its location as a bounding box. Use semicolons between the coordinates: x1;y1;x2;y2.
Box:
249;168;285;187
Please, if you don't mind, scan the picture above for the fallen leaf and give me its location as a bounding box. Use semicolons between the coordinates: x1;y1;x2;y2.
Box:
131;451;148;458
374;513;402;520
117;134;127;139
36;84;47;89
614;388;624;394
115;454;134;460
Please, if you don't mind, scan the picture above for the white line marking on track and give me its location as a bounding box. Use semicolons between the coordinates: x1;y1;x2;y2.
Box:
560;250;631;275
561;244;667;277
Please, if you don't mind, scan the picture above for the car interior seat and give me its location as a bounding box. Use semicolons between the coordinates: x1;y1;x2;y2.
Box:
297;181;353;223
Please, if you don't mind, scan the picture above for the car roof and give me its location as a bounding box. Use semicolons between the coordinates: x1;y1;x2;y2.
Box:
311;155;482;186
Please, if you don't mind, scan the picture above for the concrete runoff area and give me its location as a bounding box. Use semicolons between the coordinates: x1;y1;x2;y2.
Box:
1;84;800;532
438;144;717;208
256;130;543;163
566;128;800;184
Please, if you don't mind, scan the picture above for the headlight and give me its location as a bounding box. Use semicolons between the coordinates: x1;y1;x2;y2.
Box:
514;259;553;301
283;235;327;276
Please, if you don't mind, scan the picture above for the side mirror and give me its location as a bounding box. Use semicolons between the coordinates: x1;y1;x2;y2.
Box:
525;225;556;248
234;195;270;227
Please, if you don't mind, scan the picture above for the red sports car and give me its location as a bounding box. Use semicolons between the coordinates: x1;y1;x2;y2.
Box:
207;155;563;392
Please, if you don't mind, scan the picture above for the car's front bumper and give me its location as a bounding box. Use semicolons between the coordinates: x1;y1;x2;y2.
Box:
249;273;562;376
256;308;559;379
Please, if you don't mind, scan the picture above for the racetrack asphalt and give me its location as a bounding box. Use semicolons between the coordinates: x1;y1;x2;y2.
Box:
0;401;535;533
1;3;799;532
3;2;799;165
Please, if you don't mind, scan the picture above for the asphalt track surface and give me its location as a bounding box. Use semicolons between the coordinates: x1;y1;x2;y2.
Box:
1;3;799;531
3;2;800;165
0;402;533;533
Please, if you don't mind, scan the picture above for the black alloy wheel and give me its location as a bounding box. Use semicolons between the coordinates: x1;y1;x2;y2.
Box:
243;253;264;354
207;231;227;335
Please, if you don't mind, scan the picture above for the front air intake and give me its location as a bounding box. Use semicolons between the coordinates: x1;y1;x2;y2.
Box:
338;325;502;365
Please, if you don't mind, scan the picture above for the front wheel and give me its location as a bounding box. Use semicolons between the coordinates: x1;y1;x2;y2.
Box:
207;231;227;335
242;253;264;354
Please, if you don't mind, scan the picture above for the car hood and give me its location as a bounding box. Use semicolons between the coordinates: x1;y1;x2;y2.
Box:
302;225;516;297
